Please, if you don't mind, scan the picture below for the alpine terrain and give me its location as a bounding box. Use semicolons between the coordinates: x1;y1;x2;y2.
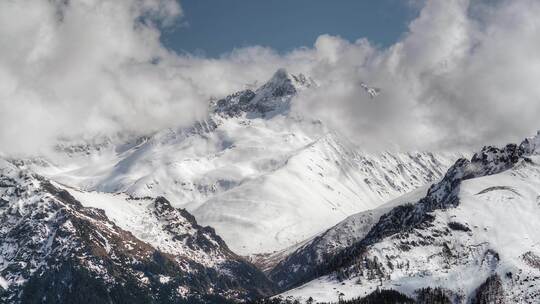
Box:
23;69;459;256
0;69;463;303
4;0;540;302
271;132;540;303
1;69;539;304
0;158;274;303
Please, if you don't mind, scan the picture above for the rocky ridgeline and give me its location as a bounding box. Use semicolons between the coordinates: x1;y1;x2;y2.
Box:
269;133;540;300
0;160;274;303
212;68;315;118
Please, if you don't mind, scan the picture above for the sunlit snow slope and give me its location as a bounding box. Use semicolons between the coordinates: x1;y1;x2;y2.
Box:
28;69;460;255
277;132;540;303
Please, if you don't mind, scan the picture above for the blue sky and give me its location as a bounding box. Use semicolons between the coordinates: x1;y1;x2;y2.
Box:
161;0;420;57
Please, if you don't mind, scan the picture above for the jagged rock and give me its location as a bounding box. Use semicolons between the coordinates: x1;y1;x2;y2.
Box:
522;251;540;270
415;287;453;304
519;131;540;155
0;160;274;303
471;275;505;304
447;221;470;232
212;68;314;118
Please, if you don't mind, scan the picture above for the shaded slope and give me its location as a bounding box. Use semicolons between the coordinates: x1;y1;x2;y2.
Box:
0;160;274;303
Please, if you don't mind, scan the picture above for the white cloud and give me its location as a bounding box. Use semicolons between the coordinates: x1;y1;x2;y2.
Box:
291;0;540;151
0;0;196;155
1;0;540;155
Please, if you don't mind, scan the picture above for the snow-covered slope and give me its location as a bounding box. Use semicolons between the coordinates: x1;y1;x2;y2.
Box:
26;69;460;255
275;132;540;303
264;185;431;285
0;159;274;303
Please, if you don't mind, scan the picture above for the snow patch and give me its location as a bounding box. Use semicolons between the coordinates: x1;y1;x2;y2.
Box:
0;276;9;290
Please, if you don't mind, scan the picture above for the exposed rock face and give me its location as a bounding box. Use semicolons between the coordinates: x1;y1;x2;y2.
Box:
415;287;453;304
212;68;315;118
471;275;505;304
0;160;274;303
522;251;540;270
519;131;540;155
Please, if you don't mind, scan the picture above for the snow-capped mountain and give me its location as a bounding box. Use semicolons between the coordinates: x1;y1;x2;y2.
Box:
0;159;274;303
0;69;466;303
273;132;540;303
212;68;316;118
26;69;460;256
4;66;538;304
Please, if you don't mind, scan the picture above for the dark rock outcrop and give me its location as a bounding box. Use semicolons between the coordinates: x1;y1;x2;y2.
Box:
471;275;505;304
0;162;274;303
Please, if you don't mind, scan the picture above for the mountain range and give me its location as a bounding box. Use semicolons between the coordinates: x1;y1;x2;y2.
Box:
2;69;538;303
20;70;459;257
274;132;540;303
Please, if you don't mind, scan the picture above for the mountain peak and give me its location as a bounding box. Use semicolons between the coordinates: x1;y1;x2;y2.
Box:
269;68;289;82
520;130;540;155
212;68;315;118
253;68;316;102
261;68;315;93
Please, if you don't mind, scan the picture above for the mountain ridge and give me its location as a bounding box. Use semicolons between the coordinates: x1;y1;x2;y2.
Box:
273;132;540;303
0;159;275;303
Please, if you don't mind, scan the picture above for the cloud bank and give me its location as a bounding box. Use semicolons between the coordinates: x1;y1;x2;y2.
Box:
1;0;540;155
291;0;540;151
